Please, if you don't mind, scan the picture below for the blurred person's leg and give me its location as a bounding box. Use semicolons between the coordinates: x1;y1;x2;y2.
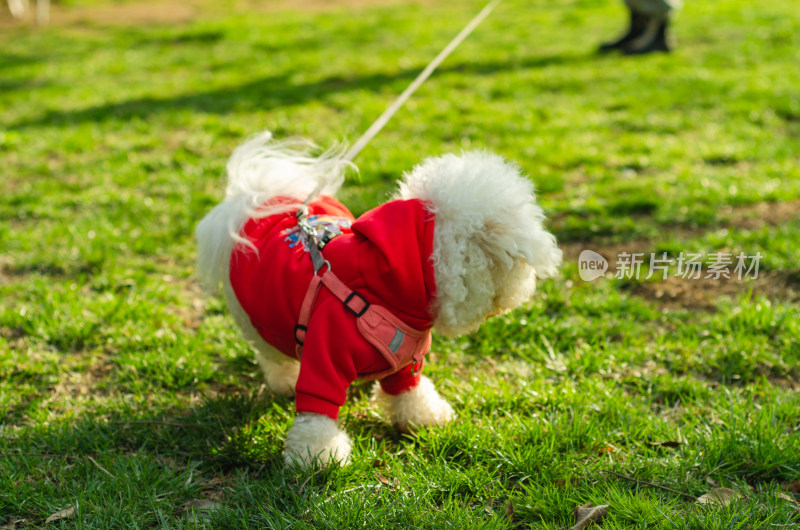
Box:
624;0;678;54
599;0;680;55
7;0;28;19
598;6;647;53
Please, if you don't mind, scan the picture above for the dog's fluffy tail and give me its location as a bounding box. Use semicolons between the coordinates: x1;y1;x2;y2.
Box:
195;131;352;292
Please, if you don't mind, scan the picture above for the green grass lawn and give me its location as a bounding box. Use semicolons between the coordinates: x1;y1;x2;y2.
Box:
2;0;799;527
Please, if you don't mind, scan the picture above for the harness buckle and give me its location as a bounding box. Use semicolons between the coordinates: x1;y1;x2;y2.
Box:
294;324;307;345
410;358;424;376
343;291;369;317
313;257;331;275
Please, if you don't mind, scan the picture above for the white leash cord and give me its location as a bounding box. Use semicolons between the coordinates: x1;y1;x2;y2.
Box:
301;0;502;206
342;0;503;163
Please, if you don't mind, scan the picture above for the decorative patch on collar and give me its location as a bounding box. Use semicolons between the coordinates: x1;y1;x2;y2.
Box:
282;215;352;251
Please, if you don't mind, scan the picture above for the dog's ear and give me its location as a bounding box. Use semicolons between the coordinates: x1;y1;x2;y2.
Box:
477;213;562;280
467;219;537;318
477;218;524;270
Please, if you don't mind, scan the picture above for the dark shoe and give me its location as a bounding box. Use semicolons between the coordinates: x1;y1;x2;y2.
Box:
624;18;671;55
598;10;647;53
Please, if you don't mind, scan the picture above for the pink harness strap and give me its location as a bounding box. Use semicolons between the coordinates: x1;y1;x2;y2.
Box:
294;268;430;380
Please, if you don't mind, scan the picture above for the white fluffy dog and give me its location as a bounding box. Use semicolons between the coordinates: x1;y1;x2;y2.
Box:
196;132;561;468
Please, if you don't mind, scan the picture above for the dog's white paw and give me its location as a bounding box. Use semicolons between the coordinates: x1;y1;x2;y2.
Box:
374;376;455;433
284;412;352;468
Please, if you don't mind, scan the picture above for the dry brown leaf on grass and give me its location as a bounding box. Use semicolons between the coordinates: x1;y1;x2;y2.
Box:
554;477;581;488
184;499;221;511
181;500;222;524
696;488;744;506
204;476;225;487
776;492;800;506
783;481;800;494
45;506;75;524
569;503;609;530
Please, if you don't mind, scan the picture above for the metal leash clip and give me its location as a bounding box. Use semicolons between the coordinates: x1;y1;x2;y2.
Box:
295;205;330;275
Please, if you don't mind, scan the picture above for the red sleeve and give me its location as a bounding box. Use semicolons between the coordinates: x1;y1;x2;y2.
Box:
379;363;422;396
293;298;359;420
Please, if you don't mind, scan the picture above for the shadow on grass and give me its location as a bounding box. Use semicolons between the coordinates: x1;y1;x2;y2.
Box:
9;391;292;470
8;388;400;472
0;79;50;92
0;52;50;93
0;51;45;71
8;52;589;129
2;258;104;280
133;29;227;46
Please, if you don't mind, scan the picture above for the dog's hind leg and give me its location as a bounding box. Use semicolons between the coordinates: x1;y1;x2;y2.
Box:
373;376;455;433
223;279;299;395
253;345;300;396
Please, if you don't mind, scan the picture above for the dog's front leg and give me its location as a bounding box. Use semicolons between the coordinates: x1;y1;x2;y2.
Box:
283;412;352;468
374;376;455;433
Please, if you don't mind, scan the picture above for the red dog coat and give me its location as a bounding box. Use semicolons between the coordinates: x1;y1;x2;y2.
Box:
229;196;437;420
